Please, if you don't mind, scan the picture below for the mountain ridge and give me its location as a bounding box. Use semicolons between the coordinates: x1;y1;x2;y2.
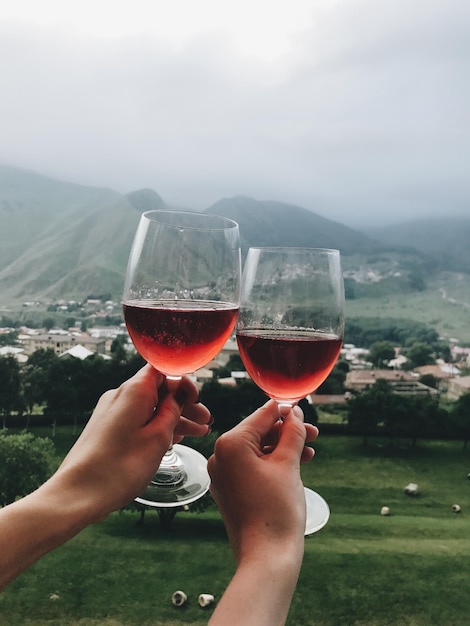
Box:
0;164;468;307
206;196;375;256
366;218;470;273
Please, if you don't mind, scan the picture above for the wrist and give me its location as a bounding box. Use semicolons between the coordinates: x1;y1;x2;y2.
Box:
208;537;304;626
237;530;304;575
38;469;108;531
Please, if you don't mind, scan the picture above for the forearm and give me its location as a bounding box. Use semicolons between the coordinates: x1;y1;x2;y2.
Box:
0;476;99;591
208;549;303;626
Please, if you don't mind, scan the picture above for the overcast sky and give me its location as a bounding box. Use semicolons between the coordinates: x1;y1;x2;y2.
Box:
1;0;469;227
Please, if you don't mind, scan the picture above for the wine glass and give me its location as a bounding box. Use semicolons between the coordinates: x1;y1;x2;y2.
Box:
236;247;344;535
122;209;241;508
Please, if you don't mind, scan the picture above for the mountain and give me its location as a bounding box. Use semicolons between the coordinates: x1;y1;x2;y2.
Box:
1;164;469;340
0;166;163;302
366;218;470;273
0;167;380;303
207;196;374;256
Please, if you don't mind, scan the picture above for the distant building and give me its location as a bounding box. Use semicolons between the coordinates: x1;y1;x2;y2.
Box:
309;394;348;406
60;344;95;360
345;369;439;397
20;333;106;356
89;326;126;339
447;376;470;401
414;363;461;379
346;369;415;391
341;344;370;367
451;345;470;366
0;345;28;364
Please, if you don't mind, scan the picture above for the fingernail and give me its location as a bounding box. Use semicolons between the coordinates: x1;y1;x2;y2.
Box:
204;425;212;436
293;405;303;419
207;415;214;427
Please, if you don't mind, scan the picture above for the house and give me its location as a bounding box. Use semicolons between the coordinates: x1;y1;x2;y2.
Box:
345;369;416;392
413;363;461;392
450;345;470;367
447;376;470;401
345;369;439;397
20;333;107;356
59;345;107;360
0;345;28;364
414;363;461;380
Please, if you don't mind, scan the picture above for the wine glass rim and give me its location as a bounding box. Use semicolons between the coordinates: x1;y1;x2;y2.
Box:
247;246;340;254
142;209;239;231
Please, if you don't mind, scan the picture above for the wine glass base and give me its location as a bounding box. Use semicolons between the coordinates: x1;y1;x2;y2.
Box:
135;444;210;508
304;487;330;536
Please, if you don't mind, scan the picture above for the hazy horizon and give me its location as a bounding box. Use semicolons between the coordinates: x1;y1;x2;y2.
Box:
1;0;469;228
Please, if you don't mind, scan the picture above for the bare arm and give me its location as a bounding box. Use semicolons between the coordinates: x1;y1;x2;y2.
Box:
0;364;210;590
207;401;318;626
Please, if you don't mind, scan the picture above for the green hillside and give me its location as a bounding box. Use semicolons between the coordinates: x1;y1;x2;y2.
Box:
0;166;164;302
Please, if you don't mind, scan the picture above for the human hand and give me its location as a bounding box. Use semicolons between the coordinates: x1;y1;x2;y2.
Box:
54;364;211;521
207;400;318;564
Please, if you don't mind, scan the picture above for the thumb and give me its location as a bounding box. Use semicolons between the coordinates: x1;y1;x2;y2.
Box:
273;405;307;464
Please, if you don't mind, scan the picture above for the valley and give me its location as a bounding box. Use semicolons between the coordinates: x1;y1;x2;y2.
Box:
1;165;469;345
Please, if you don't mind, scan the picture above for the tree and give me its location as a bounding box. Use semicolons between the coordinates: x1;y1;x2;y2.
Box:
0;431;55;505
393;393;442;446
0;356;21;429
406;395;448;447
200;379;267;432
368;341;396;368
404;342;435;368
451;393;470;449
42;318;55;331
0;330;18;347
110;335;128;363
21;348;58;416
317;360;348;394
347;379;394;446
419;373;439;389
21;349;59;418
42;357;81;418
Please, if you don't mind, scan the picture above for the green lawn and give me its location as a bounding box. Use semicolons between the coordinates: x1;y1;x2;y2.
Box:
0;435;469;626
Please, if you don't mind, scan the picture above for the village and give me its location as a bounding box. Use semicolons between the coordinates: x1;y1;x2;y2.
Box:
1;296;470;405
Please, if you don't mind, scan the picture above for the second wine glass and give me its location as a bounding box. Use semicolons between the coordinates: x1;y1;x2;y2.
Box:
122;209;241;507
236;247;345;534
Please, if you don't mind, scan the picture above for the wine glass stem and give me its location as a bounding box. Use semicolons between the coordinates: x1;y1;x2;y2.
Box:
151;445;187;488
161;445;178;463
149;373;187;487
277;400;297;418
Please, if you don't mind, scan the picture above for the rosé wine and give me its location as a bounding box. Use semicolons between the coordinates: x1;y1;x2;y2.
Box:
237;329;342;402
124;299;238;376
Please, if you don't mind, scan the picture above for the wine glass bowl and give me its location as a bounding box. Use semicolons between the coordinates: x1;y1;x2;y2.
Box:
236;247;344;533
122;209;241;507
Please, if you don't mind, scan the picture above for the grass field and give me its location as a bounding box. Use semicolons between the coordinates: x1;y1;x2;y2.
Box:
0;434;469;626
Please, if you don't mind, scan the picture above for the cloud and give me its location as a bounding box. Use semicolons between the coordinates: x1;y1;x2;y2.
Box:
0;0;469;226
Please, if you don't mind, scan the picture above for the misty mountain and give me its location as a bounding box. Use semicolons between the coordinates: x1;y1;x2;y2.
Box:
0;164;467;307
0;166;163;302
0;166;380;303
366;218;470;273
206;196;375;256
